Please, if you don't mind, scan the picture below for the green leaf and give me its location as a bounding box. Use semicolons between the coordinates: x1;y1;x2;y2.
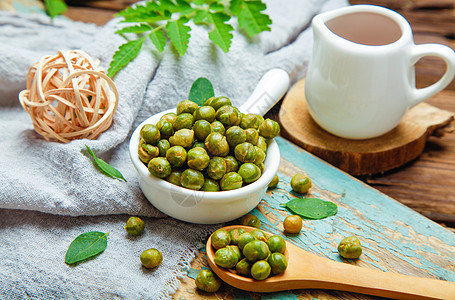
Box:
193;10;210;25
189;77;215;106
238;0;272;37
192;0;206;5
209;2;225;12
208;12;234;53
149;29;167;53
165;17;191;56
43;0;67;19
65;231;108;264
281;198;338;220
85;145;127;182
115;24;152;34
229;0;242;16
107;36;145;78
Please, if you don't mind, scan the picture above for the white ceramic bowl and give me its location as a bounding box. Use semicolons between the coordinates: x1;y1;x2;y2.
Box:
129;69;289;224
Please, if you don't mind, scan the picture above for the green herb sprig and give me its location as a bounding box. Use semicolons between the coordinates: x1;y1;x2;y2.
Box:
43;0;68;19
65;231;109;264
85;145;127;182
281;198;338;220
108;0;272;78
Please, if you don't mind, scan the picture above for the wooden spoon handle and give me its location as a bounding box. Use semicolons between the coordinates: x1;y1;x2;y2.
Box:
289;246;455;300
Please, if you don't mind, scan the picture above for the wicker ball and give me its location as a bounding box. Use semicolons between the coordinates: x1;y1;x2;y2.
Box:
18;50;119;143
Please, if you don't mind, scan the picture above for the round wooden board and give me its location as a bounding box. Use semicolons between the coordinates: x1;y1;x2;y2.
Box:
279;78;454;175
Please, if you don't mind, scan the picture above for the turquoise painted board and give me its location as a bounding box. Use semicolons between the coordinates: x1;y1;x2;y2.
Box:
180;137;455;299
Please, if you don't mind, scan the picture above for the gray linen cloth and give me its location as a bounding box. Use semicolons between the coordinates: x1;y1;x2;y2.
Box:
0;0;347;298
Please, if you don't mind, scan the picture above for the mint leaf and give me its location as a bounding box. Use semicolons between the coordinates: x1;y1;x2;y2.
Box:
165;17;191;56
281;198;338;220
108;37;145;78
115;24;152;34
85;145;127;182
208;12;234;53
65;231;108;264
189;77;215;106
149;29;167;53
238;0;272;37
44;0;67;19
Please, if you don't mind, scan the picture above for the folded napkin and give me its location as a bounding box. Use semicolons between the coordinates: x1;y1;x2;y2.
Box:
0;0;347;298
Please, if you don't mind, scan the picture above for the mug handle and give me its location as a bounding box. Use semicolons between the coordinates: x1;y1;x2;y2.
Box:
409;43;455;107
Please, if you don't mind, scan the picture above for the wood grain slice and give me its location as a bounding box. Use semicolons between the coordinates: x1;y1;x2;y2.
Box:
279;78;454;175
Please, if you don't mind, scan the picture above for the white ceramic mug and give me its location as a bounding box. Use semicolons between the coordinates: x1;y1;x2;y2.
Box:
305;5;455;139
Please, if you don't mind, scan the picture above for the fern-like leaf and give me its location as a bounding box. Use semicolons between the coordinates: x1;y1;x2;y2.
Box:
208;12;234;53
149;29;167;53
165;17;191;56
238;0;271;37
115;24;152;34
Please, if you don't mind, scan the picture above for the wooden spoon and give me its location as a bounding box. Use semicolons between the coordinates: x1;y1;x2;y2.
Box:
206;225;455;300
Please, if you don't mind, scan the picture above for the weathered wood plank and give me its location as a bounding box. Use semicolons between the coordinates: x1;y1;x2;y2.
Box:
175;137;455;299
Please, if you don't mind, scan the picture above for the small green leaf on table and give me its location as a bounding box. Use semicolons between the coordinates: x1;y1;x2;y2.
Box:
85;145;127;182
189;77;215;106
281;198;338;220
65;231;109;265
44;0;67;19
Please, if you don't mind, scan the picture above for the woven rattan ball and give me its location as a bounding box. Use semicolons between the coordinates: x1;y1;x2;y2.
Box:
18;50;119;143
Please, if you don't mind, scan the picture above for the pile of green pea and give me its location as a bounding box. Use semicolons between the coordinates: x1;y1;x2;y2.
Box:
138;97;280;191
211;228;288;281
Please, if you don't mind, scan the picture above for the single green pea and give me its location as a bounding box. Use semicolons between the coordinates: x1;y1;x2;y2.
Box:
187;147;210;171
138;142;159;164
224;156;239;173
215;105;241;127
166;146;187;168
229;228;246;245
291;174;312;194
225;126;246;148
220;172;243;191
193;119;213;141
240;114;262;130
166;169;182;186
147;157;172;178
201;178;220;191
211;120;226;135
176;99;198;115
268;174;279;189
237;232;255;251
157;139;171;157
256;136;268;153
214;246;238;269
140;248;163;268
124;216;145;236
206;96;232;111
193;106;216;122
245;128;260;145
236;257;253;277
249;229;267;242
174;113;194;131
169;129;194;148
266;235;286;254
205;132;230;157
156;119;174;139
253;146;266;165
242;240;269;262
160;112;177;126
258;118;280;139
180;168;205;190
140;124;161;145
250;260;271;280
268;252;287;275
234;142;257;163
256;162;265;173
227;245;243;261
211;229;231;249
195;269;221;293
207;157;227;181
238;163;262;184
241;214;261;229
338;236;362;259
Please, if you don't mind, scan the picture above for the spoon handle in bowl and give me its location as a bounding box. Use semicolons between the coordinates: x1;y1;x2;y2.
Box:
288;244;455;300
239;68;290;116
